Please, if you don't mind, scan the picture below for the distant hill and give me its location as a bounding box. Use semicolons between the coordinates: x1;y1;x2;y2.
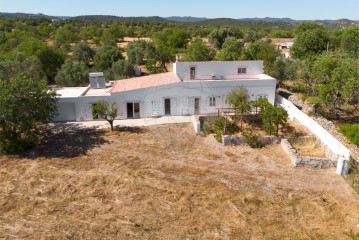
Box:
191;18;294;28
0;12;69;19
165;16;207;22
69;15;169;23
0;12;357;27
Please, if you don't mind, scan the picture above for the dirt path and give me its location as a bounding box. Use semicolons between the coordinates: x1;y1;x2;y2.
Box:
0;123;358;239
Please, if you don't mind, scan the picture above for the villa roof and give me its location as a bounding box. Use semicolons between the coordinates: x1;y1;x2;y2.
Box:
110;72;181;93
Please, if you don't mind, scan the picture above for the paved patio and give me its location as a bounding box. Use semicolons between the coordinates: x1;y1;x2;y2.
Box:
66;116;193;129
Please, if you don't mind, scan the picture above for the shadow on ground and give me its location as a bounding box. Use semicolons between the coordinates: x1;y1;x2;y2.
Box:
114;126;146;133
23;123;110;159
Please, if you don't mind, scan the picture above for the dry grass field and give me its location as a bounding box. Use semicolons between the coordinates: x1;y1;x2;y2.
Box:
0;123;358;239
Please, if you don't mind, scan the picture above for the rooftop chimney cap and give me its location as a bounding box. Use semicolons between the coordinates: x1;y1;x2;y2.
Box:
89;72;104;77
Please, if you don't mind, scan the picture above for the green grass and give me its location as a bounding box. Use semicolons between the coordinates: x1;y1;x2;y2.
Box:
339;124;359;147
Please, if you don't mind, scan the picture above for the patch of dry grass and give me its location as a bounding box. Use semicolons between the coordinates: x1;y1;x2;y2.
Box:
0;123;358;239
290;138;328;158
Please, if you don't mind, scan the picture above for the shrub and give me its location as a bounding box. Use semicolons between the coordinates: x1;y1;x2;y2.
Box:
290;80;306;93
339;124;359;147
242;130;263;148
202;117;239;143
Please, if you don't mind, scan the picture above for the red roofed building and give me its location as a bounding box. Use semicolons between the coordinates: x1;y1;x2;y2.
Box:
54;61;276;121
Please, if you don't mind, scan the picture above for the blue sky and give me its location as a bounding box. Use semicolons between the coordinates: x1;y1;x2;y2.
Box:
0;0;358;20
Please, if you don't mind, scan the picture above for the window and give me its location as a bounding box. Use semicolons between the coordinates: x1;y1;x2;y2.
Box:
190;66;196;80
238;67;246;74
209;97;216;106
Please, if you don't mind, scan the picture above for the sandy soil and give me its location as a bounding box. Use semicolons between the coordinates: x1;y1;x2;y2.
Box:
0;123;358;239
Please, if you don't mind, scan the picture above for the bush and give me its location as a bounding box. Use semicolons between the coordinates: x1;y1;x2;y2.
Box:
339;124;359;147
202;117;239;143
242;130;263;148
290;80;306;93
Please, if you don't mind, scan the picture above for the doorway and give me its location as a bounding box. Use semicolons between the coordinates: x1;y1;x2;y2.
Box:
127;102;140;118
194;98;200;114
164;98;171;115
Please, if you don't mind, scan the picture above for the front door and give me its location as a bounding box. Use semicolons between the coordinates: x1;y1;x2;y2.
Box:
127;102;140;118
194;98;200;114
127;103;134;118
164;98;171;115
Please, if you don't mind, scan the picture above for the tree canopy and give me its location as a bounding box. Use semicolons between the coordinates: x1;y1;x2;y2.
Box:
94;45;123;72
55;59;89;87
216;37;244;61
311;51;359;117
291;23;329;59
106;59;135;80
0;75;58;153
72;42;95;66
207;28;236;49
185;39;215;62
126;40;148;65
227;86;251;130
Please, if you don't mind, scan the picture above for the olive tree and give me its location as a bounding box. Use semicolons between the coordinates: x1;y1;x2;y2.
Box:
91;101;118;131
311;52;359;118
226;86;251;130
258;98;288;136
72;42;95;66
55;59;89;87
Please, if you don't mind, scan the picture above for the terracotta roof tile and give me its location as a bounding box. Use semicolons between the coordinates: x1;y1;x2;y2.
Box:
110;72;181;93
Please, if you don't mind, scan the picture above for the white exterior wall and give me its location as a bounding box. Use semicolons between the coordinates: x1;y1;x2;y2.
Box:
110;79;276;119
54;95;111;122
174;61;264;80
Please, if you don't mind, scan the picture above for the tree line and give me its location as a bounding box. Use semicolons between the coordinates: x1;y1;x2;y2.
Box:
0;17;358;153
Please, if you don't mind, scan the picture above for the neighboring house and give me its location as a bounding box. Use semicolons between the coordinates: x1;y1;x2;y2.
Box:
53;61;277;122
276;42;294;59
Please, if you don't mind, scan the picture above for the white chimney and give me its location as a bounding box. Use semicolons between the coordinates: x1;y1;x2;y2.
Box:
89;72;106;89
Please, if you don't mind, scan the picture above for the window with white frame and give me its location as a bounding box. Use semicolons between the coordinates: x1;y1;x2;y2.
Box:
238;67;247;74
209;97;216;106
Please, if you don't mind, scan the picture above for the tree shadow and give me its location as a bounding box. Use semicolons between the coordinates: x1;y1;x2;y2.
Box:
114;125;146;133
21;123;110;159
278;90;292;99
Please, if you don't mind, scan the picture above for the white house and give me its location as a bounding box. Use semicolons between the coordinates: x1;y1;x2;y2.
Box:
53;61;277;121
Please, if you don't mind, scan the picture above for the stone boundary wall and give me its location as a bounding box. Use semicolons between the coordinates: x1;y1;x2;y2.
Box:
276;94;350;160
222;134;337;169
279;89;359;161
287;136;339;161
222;135;282;146
276;93;350;174
281;139;337;169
